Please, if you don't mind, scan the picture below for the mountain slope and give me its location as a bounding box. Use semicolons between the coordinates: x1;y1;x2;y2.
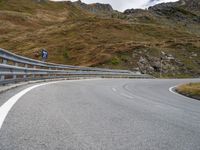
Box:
0;0;199;77
179;0;200;14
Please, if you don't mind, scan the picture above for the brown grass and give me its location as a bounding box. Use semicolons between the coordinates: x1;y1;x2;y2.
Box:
0;0;199;77
176;83;200;100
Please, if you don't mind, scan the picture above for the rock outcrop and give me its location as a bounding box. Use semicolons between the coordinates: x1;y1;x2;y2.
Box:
137;52;188;76
124;9;146;15
178;0;200;13
73;0;114;14
123;0;200;24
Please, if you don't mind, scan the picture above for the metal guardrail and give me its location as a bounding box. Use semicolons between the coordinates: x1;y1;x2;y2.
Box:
0;48;152;85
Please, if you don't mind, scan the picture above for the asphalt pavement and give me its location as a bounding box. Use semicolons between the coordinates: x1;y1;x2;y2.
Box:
0;78;200;150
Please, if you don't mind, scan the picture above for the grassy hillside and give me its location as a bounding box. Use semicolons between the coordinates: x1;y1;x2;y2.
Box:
0;0;199;77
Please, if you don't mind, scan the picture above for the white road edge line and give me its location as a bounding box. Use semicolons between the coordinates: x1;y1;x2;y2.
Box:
169;86;179;95
169;85;192;99
0;79;100;130
0;83;49;129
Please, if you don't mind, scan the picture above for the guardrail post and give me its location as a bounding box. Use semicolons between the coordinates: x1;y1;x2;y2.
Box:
48;67;51;78
13;62;18;79
33;66;36;78
2;59;7;64
23;64;28;79
55;68;57;78
0;59;7;81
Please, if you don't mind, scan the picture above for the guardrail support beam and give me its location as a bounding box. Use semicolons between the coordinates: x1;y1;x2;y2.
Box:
33;65;36;78
48;67;51;77
2;59;7;64
0;59;7;81
13;62;18;79
0;75;4;81
23;64;28;79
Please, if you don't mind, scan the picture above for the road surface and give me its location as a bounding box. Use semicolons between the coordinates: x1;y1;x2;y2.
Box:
0;79;200;150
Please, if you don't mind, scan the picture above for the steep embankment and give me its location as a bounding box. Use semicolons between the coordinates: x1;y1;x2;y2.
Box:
0;0;199;77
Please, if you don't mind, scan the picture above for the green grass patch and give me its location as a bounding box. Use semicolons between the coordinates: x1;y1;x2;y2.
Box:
110;57;120;65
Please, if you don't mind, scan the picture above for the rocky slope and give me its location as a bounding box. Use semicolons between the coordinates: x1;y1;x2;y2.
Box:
179;0;200;13
148;0;200;23
0;0;199;77
125;0;200;24
72;0;114;15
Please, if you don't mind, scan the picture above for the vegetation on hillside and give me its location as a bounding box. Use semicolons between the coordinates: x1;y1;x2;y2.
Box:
176;83;200;100
0;0;199;77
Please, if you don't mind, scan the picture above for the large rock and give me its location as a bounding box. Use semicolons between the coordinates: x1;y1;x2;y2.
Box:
137;53;190;76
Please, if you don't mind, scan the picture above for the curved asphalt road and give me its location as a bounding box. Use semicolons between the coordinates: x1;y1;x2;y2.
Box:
0;79;200;150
